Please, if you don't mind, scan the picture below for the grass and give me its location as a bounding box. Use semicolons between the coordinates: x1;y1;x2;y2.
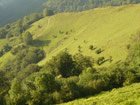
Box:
0;36;22;68
24;4;140;67
57;83;140;105
0;4;140;67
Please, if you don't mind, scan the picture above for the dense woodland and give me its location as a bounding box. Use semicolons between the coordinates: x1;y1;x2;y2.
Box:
44;0;140;12
1;0;140;26
0;8;140;104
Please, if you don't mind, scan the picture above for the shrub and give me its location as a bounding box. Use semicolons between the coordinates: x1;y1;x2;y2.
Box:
23;32;33;45
35;73;57;93
74;54;94;73
11;44;27;55
17;64;40;80
21;48;45;68
96;48;103;54
60;81;81;102
89;45;95;50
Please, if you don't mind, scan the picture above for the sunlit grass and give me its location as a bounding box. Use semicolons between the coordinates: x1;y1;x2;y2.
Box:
24;4;140;67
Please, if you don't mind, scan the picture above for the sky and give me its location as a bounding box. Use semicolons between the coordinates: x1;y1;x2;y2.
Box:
0;0;14;6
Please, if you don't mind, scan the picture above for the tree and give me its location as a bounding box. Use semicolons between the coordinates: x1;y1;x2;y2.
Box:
35;73;57;93
60;81;81;102
73;53;94;74
23;32;33;45
8;79;26;105
43;8;54;17
55;51;76;77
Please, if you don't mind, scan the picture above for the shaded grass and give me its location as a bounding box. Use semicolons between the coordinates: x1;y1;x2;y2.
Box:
32;39;51;47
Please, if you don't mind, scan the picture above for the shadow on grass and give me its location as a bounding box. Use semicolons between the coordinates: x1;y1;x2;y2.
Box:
32;40;51;47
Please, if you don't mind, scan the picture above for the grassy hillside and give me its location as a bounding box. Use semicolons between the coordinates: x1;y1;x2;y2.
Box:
58;83;140;105
24;4;140;66
1;0;140;27
0;4;140;105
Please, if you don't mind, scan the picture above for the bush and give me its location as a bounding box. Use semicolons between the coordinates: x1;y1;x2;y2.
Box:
60;81;81;102
123;69;139;86
96;48;103;54
8;79;27;105
74;53;94;74
35;73;57;93
17;64;40;80
23;32;33;45
11;44;27;55
89;45;95;50
45;51;76;78
21;48;45;68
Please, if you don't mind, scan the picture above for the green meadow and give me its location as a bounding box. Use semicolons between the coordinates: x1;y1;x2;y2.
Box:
24;4;140;66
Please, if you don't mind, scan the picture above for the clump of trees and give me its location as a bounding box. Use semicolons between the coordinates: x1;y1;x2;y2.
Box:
2;44;140;105
0;43;139;105
44;51;94;78
44;0;140;13
0;8;54;41
43;8;54;17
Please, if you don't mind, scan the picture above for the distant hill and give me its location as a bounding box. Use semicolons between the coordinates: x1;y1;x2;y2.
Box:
1;0;140;26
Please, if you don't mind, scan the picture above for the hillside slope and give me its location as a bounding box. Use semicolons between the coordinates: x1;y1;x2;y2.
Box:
58;83;140;105
24;4;140;66
1;0;140;27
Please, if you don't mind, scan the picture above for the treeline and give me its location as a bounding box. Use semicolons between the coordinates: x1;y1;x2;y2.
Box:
0;8;54;40
0;32;140;105
40;0;140;12
0;8;53;59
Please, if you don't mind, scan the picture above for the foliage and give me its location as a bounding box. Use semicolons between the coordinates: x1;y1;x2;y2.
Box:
44;0;140;12
23;32;33;45
1;39;140;105
58;83;140;105
0;29;7;39
43;8;54;17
